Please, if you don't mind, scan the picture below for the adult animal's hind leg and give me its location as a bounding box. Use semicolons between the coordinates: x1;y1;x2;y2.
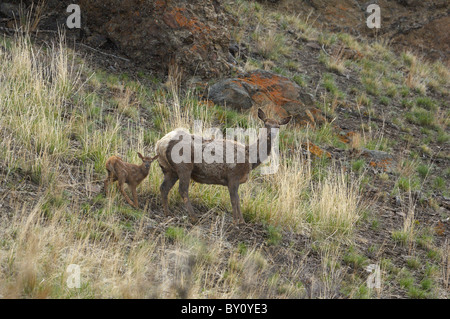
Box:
160;172;178;216
228;182;245;224
177;170;195;221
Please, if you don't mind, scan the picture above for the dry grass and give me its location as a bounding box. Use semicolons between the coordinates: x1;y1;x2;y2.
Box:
307;169;362;240
253;28;291;60
0;28;365;298
1;0;447;297
0;198;310;298
0;33;79;186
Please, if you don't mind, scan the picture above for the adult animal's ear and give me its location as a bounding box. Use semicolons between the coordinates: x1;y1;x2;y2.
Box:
279;116;292;126
257;108;267;122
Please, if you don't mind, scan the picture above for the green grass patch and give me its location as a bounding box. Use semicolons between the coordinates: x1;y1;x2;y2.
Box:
416;164;430;179
415;97;437;111
351;159;365;173
405;108;435;128
266;225;283;246
343;247;368;269
165;226;187;243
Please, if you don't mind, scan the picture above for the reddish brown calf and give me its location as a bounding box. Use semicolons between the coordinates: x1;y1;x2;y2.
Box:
104;152;158;208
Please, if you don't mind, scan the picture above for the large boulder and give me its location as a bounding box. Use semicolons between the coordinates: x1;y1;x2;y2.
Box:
207;78;254;110
0;3;20;19
4;0;232;79
361;148;396;173
208;70;325;126
79;0;231;78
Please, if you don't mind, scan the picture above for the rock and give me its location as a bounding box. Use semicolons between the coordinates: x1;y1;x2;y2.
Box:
228;42;239;57
306;42;322;50
0;3;20;19
331;46;364;61
208;79;253;110
208;70;325;126
256;0;281;3
73;0;231;79
86;33;109;49
302;141;331;158
2;0;233;76
360;148;396;173
394;15;450;62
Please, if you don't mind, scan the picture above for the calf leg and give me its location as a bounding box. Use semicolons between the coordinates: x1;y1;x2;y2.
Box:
104;170;112;196
130;184;139;209
118;180;135;208
104;170;118;197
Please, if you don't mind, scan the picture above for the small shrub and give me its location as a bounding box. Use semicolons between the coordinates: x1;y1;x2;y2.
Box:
405;108;435;128
432;177;445;191
343;247;368;269
392;230;410;246
293;74;307;87
416;97;437;111
436;130;449;144
406;257;421;270
165;227;186;242
416;164;430;179
380;96;390;106
266;225;282;246
351;159;365;173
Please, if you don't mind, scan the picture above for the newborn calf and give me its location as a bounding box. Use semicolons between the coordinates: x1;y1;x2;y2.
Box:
104;152;158;208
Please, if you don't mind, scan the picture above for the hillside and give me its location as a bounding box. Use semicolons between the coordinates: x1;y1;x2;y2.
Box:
0;0;448;299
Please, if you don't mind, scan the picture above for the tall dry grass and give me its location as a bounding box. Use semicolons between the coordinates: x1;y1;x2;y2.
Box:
0;31;364;298
0;199;309;298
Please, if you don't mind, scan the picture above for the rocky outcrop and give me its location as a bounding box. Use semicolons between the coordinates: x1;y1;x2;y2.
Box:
358;148;396;173
208;78;254;110
0;3;20;19
79;0;231;78
208;70;325;126
393;15;450;62
2;0;447;77
273;0;450;64
2;0;232;78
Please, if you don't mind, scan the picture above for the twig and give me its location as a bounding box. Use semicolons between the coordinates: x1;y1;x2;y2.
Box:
76;42;130;62
0;26;131;62
321;44;329;56
0;25;58;35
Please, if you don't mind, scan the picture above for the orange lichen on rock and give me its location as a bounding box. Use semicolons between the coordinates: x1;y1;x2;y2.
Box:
163;7;210;35
365;156;393;172
338;131;358;144
190;43;208;55
198;100;215;107
338;135;350;144
368;158;393;172
302;141;331;158
208;70;326;127
154;0;166;10
237;71;325;126
238;72;299;107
